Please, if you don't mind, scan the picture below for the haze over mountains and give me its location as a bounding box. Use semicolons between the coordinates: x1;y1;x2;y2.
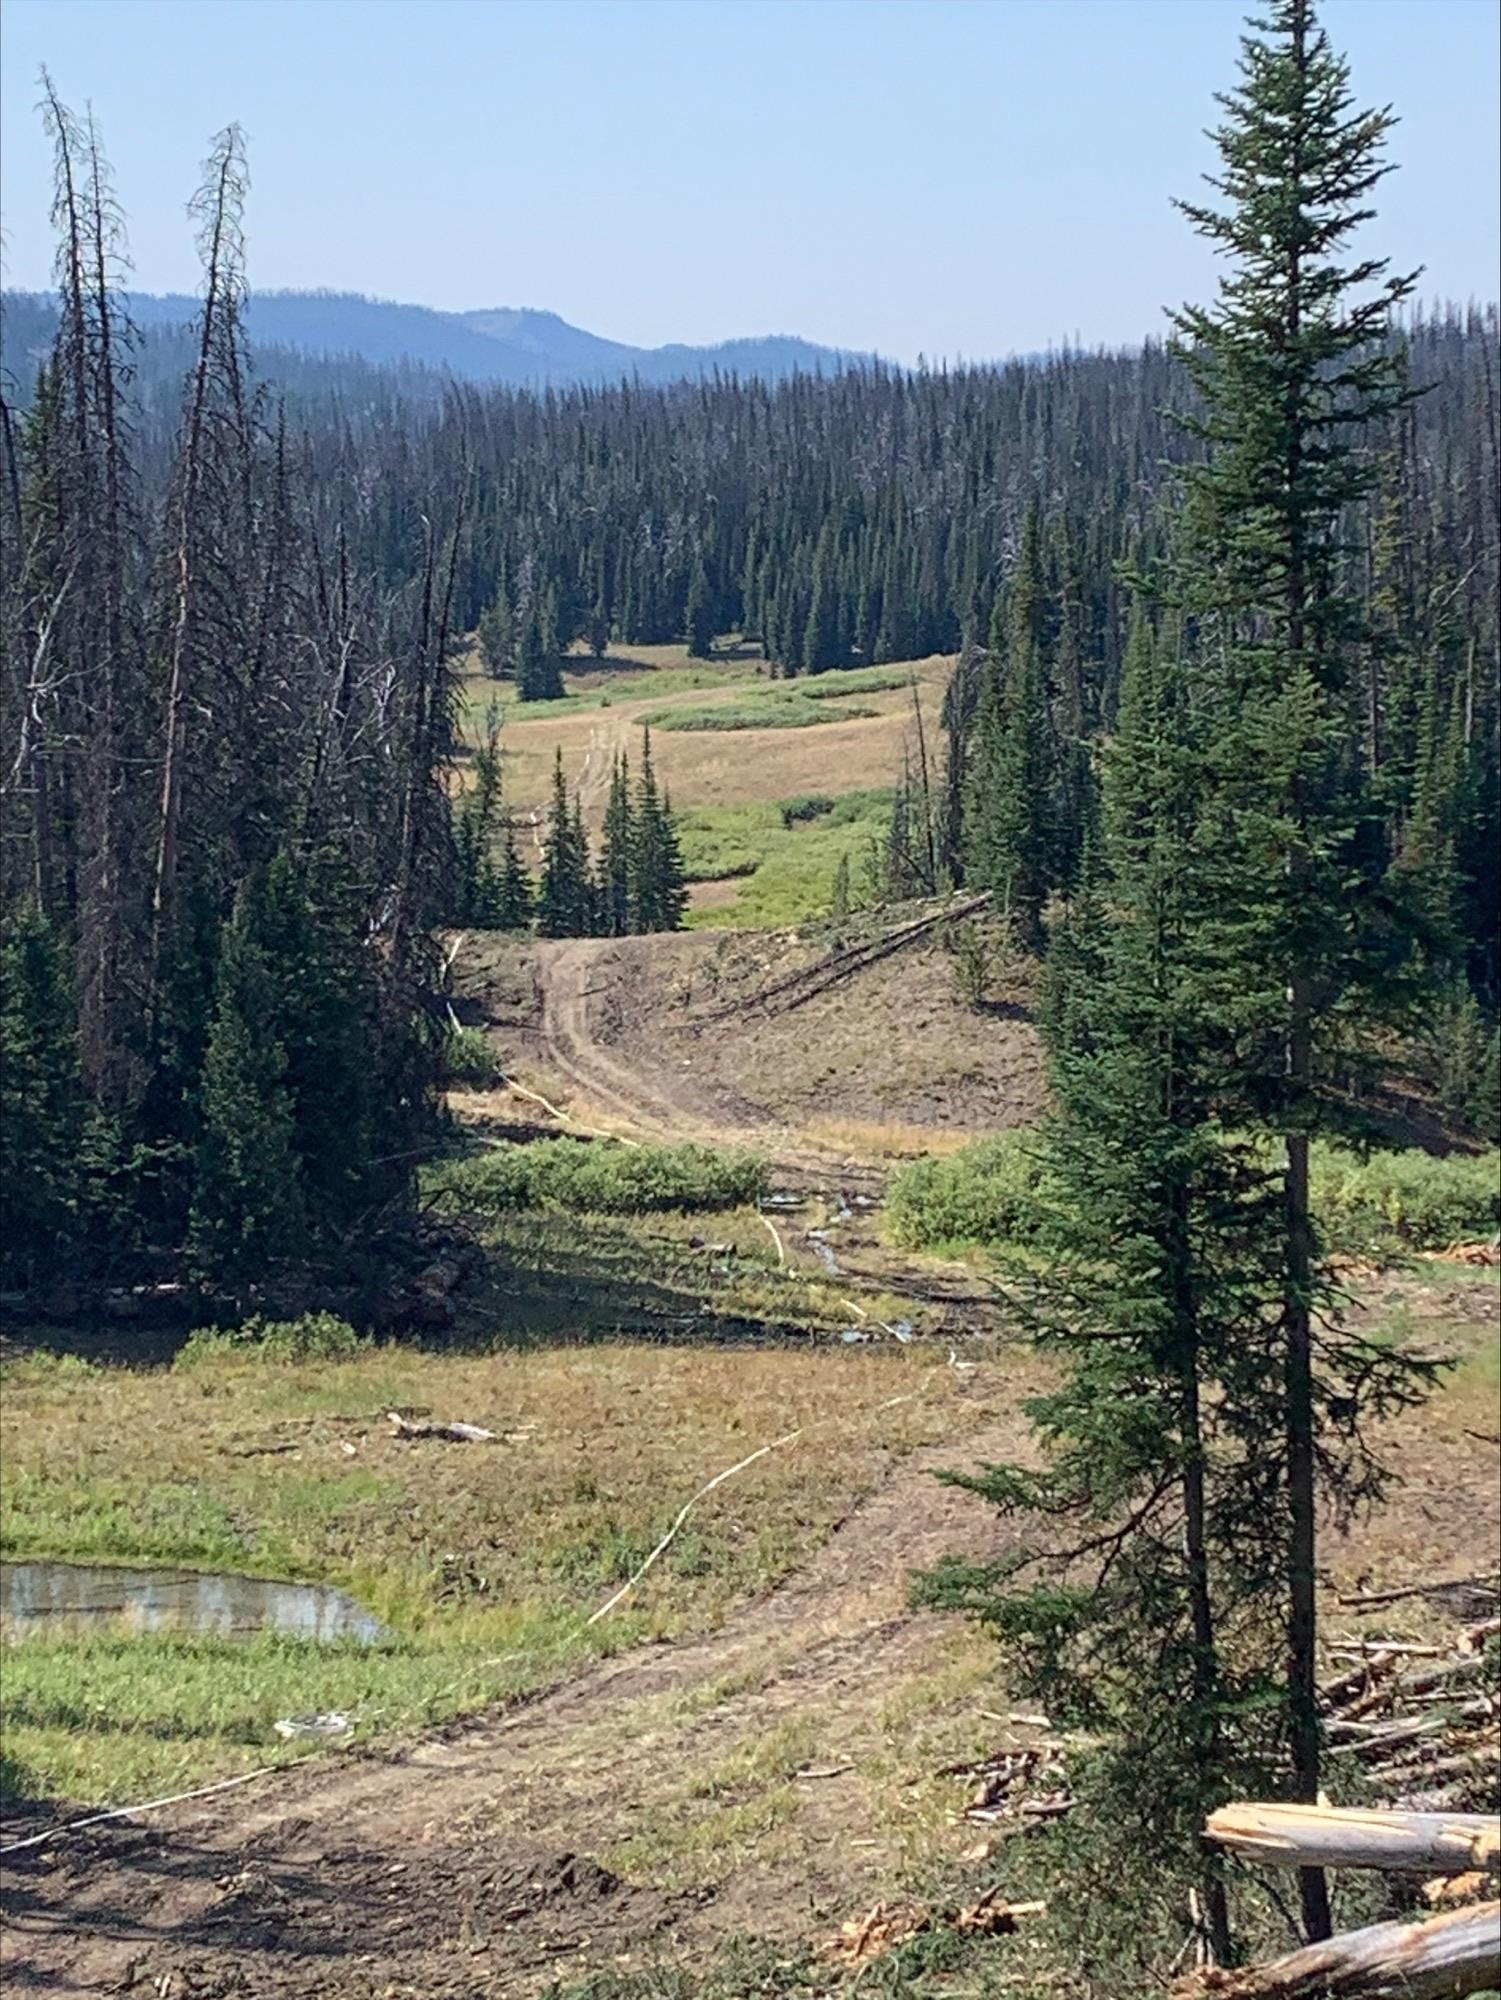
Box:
2;287;875;390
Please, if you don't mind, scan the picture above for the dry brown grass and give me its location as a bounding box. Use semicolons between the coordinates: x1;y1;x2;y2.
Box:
458;646;953;847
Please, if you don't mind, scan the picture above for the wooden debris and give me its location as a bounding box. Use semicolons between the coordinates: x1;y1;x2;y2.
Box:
817;1890;1042;1969
1423;1872;1492;1908
1315;1615;1499;1813
385;1412;498;1444
950;1740;1074;1825
1176;1899;1500;1999
818;1899;930;1968
1337;1574;1500;1614
1422;1238;1500;1267
1203;1803;1499;1877
952;1888;1046;1935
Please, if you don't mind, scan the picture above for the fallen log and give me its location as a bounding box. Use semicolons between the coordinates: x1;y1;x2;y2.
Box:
385;1412;497;1443
1337;1574;1500;1614
1204;1804;1499;1877
1184;1905;1501;2000
1179;1901;1500;2000
700;892;993;1023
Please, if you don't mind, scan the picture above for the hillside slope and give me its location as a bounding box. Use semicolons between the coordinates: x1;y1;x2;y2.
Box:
453;924;1048;1165
2;288;873;390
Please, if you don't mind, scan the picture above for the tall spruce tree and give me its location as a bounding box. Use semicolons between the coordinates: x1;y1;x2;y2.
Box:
0;905;83;1287
537;748;590;936
630;728;687;932
494;821;535;931
1168;0;1426;1937
600;754;635;936
187;882;305;1293
965;522;1054;946
515;607;564;701
683;557;715;659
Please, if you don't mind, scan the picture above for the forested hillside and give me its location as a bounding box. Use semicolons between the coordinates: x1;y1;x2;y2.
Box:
2;80;1496;1307
3;0;1500;1991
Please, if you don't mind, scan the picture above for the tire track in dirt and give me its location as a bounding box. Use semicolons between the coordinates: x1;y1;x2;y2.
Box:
2;1409;1023;1998
530;937;888;1191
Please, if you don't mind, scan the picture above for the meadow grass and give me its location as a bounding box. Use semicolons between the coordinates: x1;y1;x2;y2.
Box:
678;790;891;929
0;1334;958;1803
453;655;770;737
643;699;877;732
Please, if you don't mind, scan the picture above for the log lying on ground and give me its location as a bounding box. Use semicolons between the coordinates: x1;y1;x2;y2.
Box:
385;1412;497;1443
1180;1901;1500;2000
1205;1804;1499;1877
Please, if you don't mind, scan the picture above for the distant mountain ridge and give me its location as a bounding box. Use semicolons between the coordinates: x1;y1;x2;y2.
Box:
2;288;876;390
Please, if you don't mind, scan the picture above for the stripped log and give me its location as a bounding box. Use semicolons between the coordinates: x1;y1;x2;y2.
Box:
1205;1804;1499;1877
1179;1901;1500;2000
385;1412;497;1443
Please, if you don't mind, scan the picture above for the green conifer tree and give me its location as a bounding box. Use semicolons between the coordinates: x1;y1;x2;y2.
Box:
630;729;687;931
964;536;1056;948
516;609;565;702
538;750;589;935
600;754;635;936
684;557;715;659
477;585;514;679
495;821;535;931
1166;0;1426;1936
0;907;83;1287
187;886;305;1292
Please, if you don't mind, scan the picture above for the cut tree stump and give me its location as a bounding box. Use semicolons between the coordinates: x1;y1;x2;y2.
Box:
1204;1804;1499;1877
1179;1900;1500;1999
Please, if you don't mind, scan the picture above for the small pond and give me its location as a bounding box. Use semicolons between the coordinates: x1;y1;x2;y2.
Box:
0;1560;385;1643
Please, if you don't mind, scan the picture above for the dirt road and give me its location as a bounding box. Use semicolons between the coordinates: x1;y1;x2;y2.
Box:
2;1410;1019;1997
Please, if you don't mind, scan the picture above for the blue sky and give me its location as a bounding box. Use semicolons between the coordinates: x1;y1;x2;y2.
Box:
2;0;1496;362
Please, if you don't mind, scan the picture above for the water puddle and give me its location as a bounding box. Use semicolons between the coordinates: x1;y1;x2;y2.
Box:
0;1560;385;1643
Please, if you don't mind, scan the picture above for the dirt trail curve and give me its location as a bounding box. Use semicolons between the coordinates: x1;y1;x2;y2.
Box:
530;937;889;1191
2;1415;1018;1998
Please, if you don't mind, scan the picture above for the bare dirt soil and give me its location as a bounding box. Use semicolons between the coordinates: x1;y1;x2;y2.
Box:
1;1403;1026;1998
452;925;1048;1169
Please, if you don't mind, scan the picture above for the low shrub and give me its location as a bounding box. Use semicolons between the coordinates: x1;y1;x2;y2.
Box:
430;1138;770;1216
1308;1143;1500;1255
887;1131;1500;1262
777;793;835;827
885;1131;1046;1254
175;1312;368;1369
441;1025;503;1088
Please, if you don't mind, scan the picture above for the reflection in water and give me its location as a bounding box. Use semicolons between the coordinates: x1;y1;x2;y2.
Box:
0;1560;384;1643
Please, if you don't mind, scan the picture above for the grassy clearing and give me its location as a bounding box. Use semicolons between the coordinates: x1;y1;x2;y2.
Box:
643;699;877;732
0;1336;962;1804
427;1137;769;1215
453;651;771;736
887;1130;1501;1262
644;667;913;734
678;790;891;930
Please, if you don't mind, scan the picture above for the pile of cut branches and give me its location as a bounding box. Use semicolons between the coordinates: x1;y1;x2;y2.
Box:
1322;1605;1499;1812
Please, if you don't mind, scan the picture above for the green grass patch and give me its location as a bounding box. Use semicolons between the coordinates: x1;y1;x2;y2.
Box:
0;1618;578;1804
642;664;908;734
426;1137;769;1215
680;790;892;929
642;698;878;732
1;1336;952;1803
454;662;768;737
